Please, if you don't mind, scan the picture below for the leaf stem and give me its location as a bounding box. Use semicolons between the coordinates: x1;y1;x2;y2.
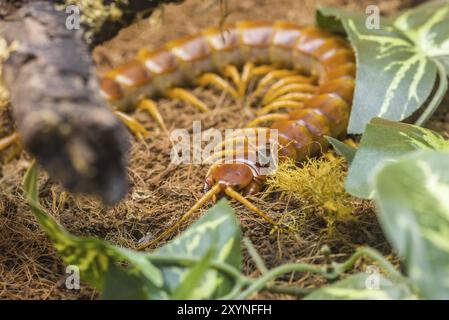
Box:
415;59;448;126
243;237;268;274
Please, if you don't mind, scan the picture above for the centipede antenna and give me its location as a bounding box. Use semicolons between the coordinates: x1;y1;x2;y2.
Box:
0;132;20;151
224;186;278;227
114;110;149;140
137;184;222;250
246;113;289;127
137;99;172;144
256;100;305;115
197;73;239;99
166;88;210;113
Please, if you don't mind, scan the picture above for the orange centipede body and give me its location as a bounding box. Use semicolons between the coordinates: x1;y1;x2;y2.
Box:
99;20;356;249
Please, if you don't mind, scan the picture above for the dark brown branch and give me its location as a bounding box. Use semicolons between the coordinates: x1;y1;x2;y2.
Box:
2;1;131;204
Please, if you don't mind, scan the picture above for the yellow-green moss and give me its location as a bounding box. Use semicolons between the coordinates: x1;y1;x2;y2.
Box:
266;156;355;230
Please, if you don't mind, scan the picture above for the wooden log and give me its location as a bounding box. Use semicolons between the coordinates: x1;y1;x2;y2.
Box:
2;1;130;204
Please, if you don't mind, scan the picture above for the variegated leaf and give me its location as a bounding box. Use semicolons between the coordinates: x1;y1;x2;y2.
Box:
374;150;449;299
317;1;449;133
23;164;241;299
393;0;449;67
152;200;241;299
23;163;165;299
345;118;449;199
305;273;415;300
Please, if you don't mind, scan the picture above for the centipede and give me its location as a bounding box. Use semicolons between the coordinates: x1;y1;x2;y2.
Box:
2;20;355;249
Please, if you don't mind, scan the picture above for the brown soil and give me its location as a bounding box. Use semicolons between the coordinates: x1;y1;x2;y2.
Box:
0;0;443;300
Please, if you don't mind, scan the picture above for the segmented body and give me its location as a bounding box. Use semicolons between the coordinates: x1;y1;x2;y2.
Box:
100;20;355;195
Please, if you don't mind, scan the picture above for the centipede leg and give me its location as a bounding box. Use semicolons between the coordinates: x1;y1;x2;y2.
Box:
166;88;210;113
257;100;305;116
246;113;289;127
344;138;358;148
224;65;241;89
264;75;317;101
136;184;222;250
197;73;239;99
262;83;318;105
114;110;149;140
238;62;254;97
223;186;278;227
0;132;20;151
254;69;298;95
137;99;175;144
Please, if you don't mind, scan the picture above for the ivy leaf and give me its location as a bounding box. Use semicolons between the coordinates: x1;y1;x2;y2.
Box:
152;200;241;299
317;1;449;133
374;150;449;299
345;118;449;199
304;273;415;300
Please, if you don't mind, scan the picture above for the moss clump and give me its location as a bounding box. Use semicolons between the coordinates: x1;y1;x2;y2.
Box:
266;156;355;231
62;0;127;43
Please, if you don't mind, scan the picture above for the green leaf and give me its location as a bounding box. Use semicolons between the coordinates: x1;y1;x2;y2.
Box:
152;200;241;299
305;273;415;300
171;245;215;299
23;164;165;299
317;1;449;133
346;118;449;199
23;164;242;300
374;150;449;299
326;136;357;164
393;0;449;61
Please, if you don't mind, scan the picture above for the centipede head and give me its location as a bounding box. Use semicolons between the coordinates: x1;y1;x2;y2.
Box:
204;162;262;196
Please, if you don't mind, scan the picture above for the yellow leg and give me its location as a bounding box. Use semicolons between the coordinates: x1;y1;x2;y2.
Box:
0;132;20;151
166;88;210;112
263;83;318;105
224;186;278;226
264;75;317;100
224;65;241;89
344;138;358;148
114;111;149;139
256;100;305;116
137;184;222;250
246;113;289;128
267;92;313;104
325;152;337;161
137;99;171;140
197;73;239;99
251;64;280;77
239;62;254;97
254;69;298;95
